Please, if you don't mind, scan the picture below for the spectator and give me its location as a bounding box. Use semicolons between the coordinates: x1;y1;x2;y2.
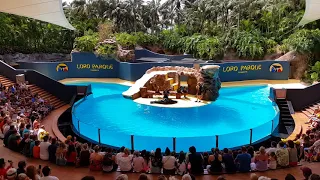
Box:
202;152;209;169
187;146;204;175
222;148;236;173
266;141;278;155
19;123;25;137
26;165;40;180
17;161;26;175
310;134;320;158
208;148;223;174
162;147;176;175
22;134;32;157
133;151;145;173
29;135;37;158
250;173;258;180
276;141;289;167
89;145;103;171
102;148;115;173
309;174;320;180
248;146;255;158
79;143;90;167
115;174;128;180
0;158;13;177
181;174;192;180
22;124;31;137
141;150;150;173
48;138;58;164
285;174;296;180
33;141;41;159
138;173;149;180
254;146;268;171
287;140;298;167
18;173;29;180
268;152;277;170
150;148;162;173
301;167;312;180
55;142;67;166
235;146;251;172
158;175;167;180
176;151;187;175
40;136;50;161
8;130;20;151
4;125;15;147
115;146;125;165
66;144;77;165
40;166;58;180
118;148;133;172
6;168;17;180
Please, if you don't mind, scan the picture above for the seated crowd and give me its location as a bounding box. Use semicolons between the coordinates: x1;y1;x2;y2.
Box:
0;80;319;180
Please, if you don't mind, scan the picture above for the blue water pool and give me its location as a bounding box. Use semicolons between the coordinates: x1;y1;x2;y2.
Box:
69;82;279;152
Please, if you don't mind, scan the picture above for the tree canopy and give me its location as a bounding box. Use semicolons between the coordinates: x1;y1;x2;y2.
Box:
1;0;320;61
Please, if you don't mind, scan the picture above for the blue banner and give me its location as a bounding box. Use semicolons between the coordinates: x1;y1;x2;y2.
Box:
18;52;289;82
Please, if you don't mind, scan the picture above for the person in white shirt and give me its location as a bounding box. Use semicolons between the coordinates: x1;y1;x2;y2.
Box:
40;136;51;161
162;148;177;175
40;166;59;180
266;141;278;155
115;146;125;165
118;148;133;172
132;151;145;172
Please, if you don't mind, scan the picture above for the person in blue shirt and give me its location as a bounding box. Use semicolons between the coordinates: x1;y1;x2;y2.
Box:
235;146;252;172
22;124;31;136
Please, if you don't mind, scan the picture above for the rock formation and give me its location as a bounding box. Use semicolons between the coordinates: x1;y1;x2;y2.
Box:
200;65;221;101
116;45;135;62
144;65;221;101
276;51;309;79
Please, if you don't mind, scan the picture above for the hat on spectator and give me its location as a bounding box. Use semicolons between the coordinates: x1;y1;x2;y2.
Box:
6;168;17;178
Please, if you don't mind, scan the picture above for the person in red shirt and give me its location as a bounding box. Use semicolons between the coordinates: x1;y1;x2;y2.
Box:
66;144;77;165
0;158;13;178
33;140;41;159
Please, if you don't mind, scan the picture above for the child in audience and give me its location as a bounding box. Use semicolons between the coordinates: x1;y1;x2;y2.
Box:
32;140;40;159
268;152;277;170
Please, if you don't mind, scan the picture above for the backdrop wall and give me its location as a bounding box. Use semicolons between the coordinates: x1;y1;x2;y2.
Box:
18;52;290;82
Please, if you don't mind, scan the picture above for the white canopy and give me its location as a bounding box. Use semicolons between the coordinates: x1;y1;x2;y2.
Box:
298;0;320;26
0;0;75;30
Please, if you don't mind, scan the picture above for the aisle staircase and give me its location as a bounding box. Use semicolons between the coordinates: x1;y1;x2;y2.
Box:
276;98;295;136
302;101;320;117
0;75;66;109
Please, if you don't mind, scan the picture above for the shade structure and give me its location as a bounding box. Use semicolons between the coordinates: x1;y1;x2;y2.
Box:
298;0;320;26
0;0;75;30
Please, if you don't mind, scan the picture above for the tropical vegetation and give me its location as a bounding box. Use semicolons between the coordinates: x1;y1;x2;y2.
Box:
1;0;320;80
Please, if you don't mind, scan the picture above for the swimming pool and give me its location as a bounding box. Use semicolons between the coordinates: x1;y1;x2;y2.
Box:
69;82;279;152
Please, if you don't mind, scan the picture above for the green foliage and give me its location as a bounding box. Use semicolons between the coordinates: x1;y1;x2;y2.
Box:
115;33;138;49
281;29;320;54
0;13;75;54
184;35;223;59
132;32;159;46
74;30;99;52
310;61;320;81
231;30;265;59
96;44;117;57
160;30;185;53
